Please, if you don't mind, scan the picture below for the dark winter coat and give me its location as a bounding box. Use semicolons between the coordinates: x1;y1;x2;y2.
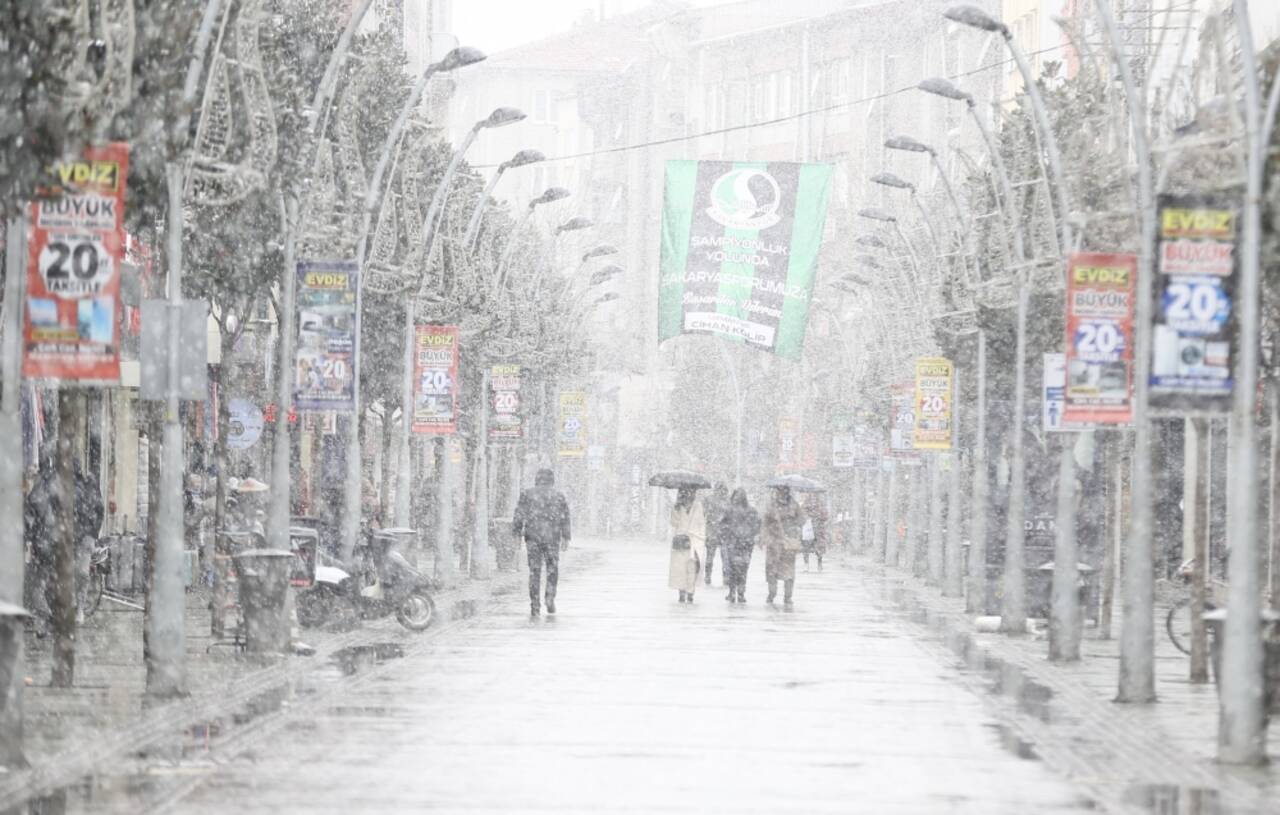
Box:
703;487;729;548
513;485;572;549
720;502;761;555
24;465;104;560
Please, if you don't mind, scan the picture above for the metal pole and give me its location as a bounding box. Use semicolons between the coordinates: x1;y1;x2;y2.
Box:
435;437;458;582
1189;417;1210;684
944;369;963;597
267;197;299;553
1049;434;1080;661
1216;0;1267;764
907;468;927;576
494;206;535;297
714;337;744;484
876;464;890;561
1095;0;1157;704
927;456;944;586
967;330;989;613
884;465;900;566
0;215;28;765
464;166;507;252
472;369;492;578
1000;276;1029;633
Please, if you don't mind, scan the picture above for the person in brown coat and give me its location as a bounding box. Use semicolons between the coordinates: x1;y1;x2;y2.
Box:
762;486;806;608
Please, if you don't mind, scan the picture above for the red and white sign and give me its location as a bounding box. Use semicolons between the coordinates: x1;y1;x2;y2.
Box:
412;325;459;434
23;142;129;384
1063;252;1135;425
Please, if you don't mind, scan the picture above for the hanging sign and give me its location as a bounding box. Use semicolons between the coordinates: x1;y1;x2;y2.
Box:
889;382;916;456
489;364;523;441
1150;195;1238;412
778;418;798;468
851;424;881;470
411;325;459;434
227;398;264;450
832;433;855;468
1063;252;1135;424
558;391;587;457
657;160;833;359
294;259;358;411
912;357;953;450
23;142;130;384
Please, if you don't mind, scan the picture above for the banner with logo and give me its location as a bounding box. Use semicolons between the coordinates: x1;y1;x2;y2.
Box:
411;325;459;434
658;160;832;359
294;259;358;411
23;142;130;384
913;357;953;450
558;391;587;457
1150;195;1239;413
1064;252;1135;425
489;364;523;441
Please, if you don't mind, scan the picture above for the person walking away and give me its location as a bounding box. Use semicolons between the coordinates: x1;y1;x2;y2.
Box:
762;486;806;608
801;493;829;571
74;460;105;622
668;487;706;603
512;469;571;617
720;488;761;603
702;482;729;586
23;456;59;635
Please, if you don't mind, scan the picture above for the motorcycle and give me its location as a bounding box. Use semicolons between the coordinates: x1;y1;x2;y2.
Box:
297;526;438;632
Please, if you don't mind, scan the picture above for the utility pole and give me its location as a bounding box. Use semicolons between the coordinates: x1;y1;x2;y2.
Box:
1049;434;1080;661
944;370;963;597
967;332;989;613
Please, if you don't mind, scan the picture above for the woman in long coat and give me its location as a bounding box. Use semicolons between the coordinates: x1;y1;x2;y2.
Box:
720;488;760;603
762;486;806;607
801;493;829;571
668;487;706;603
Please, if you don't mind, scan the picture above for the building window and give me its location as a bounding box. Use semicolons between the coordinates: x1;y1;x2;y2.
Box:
778;70;792;116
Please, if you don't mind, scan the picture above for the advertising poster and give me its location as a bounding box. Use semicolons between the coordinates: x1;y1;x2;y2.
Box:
558;391;587;457
658;160;833;359
889;382;915;454
1150;194;1239;412
851;425;881;470
912;357;953;450
294;259;358;410
1043;352;1068;432
831;433;855;468
23;142;130;384
1064;252;1135;424
411;325;459;434
778;418;798;468
489;364;523;441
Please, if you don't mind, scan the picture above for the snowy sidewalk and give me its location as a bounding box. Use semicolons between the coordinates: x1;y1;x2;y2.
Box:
863;552;1280;814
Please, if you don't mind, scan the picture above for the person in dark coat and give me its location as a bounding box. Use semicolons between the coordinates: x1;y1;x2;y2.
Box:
512;469;572;617
702;482;729;586
24;456;104;629
719;488;761;603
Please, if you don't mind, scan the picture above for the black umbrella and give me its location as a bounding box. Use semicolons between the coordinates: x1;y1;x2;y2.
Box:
765;473;826;493
648;470;712;489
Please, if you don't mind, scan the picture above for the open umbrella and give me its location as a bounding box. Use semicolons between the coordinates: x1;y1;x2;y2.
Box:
648;470;712;490
235;477;270;494
765;473;826;493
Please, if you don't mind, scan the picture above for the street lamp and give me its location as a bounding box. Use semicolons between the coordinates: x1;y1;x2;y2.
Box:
582;244;618;263
494;186;571;295
463;148;545;252
858;208;922;297
556;216;594;235
871;171;941;254
589;264;623;286
855;234;887;249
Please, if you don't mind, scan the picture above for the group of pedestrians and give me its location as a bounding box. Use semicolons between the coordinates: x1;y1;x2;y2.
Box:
669;483;827;609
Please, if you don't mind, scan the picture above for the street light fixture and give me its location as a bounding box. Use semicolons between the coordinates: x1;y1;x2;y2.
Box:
942;4;1005;32
855;234;888;249
589;264;623;286
582;245;618;263
463;148;545;251
556;216;594;235
917;76;972;102
885;135;932;154
872;171;941;254
871;171;914;190
493;186;572;295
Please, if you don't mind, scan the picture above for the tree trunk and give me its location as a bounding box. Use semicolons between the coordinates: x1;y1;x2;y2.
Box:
51;391;79;687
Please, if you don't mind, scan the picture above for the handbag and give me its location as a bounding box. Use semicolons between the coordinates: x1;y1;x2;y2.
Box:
671;534;691;551
782;533;803;553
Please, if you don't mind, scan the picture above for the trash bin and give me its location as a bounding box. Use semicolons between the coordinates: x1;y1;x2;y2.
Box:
1203;608;1280;716
1033;561;1098;621
490;517;516;571
288;527;319;590
232;549;293;655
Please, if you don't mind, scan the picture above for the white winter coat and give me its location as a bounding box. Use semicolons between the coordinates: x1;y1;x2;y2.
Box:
667;499;707;592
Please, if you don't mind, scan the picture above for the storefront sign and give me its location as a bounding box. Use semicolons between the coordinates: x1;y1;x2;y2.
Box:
913;357;953;450
558;391;587;457
294;259;358;411
1064;252;1135;424
411;325;459;434
24;142;130;384
488;364;522;441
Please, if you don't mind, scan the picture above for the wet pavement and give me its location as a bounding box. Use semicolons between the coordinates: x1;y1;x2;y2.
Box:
156;539;1097;814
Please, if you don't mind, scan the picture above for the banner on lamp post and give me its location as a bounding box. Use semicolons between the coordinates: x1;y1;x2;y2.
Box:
889;382;918;463
1063;252;1135;425
411;325;459;434
558;390;587;457
657;160;832;359
23;142;130;384
1149;195;1239;413
294;259;358;411
912;357;952;450
489;363;523;442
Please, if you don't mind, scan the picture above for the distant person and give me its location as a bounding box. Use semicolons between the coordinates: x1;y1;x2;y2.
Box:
668;486;706;604
762;486;806;608
801;493;829;571
719;488;761;603
23;455;104;631
702;482;729;586
513;469;571;617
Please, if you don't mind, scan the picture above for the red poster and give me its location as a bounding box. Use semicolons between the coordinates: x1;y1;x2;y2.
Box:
23;142;129;384
411;325;459;434
1063;252;1136;425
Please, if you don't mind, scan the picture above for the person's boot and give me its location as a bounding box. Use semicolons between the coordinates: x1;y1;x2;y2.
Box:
766;581;777;604
737;587;746;603
531;603;540;617
817;554;823;572
546;597;556;615
784;579;794;609
678;591;686;603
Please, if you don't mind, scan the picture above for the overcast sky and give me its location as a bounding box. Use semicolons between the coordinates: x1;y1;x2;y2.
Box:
453;0;720;55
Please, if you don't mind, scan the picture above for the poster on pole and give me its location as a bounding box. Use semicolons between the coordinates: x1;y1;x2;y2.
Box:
489;364;523;441
658;160;832;359
558;391;587;457
889;382;916;457
1149;195;1239;413
294;260;358;411
912;357;953;450
23;142;130;384
778;419;798;468
1044;352;1092;432
851;425;881;470
1063;252;1135;425
831;432;855;468
411;325;459;434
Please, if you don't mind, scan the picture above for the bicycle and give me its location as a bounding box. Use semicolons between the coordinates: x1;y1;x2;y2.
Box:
1166;558;1220;655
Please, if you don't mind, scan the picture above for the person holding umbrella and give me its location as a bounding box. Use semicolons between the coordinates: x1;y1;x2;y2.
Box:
649;470;711;604
762;475;820;608
720;487;761;603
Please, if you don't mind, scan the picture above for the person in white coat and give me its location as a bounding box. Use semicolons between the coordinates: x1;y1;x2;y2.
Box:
668;487;706;603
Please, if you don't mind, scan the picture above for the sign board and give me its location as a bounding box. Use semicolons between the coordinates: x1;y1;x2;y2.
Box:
488;364;523;442
411;325;459;434
913;357;953;449
1150;194;1238;413
23;142;130;384
1043;352;1089;432
889;383;915;455
227;398;264;450
778;418;798;468
832;432;855;468
658;160;833;359
294;259;357;411
851;425;881;470
1064;252;1135;424
139;299;209;401
558;391;587;457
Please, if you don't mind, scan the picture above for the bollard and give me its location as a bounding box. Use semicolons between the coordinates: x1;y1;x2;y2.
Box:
232;549;294;655
0;600;30;768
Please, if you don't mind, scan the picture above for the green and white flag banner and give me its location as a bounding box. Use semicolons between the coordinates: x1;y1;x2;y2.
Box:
658;160;832;360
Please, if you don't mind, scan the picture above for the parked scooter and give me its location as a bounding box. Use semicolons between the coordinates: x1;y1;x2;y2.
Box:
297;526;438;631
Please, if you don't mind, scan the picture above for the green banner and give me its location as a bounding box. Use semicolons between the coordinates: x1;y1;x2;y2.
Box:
658;160;832;360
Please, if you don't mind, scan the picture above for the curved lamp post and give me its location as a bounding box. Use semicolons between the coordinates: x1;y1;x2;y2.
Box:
871;171;942;255
463;148;545;252
493;186;571;295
